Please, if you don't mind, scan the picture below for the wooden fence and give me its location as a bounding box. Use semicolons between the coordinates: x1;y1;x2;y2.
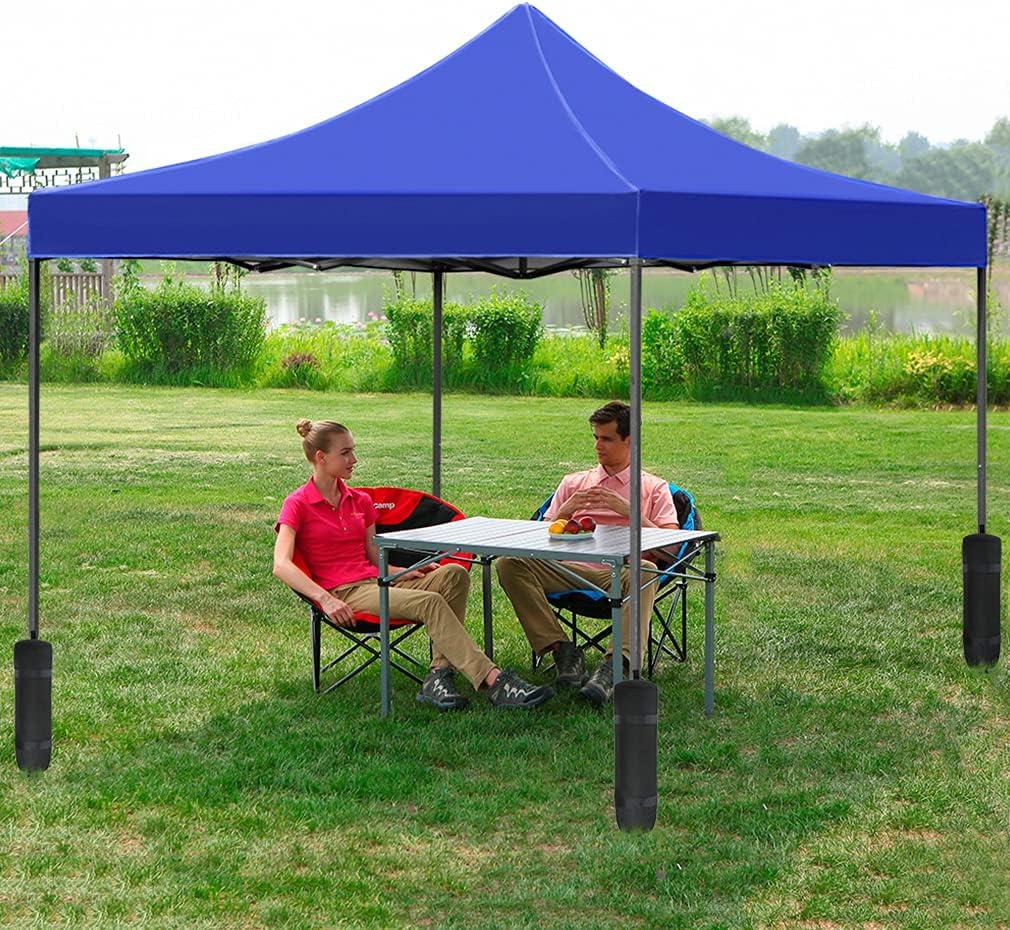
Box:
0;271;105;310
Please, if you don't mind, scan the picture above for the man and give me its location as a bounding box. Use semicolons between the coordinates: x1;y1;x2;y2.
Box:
496;401;680;707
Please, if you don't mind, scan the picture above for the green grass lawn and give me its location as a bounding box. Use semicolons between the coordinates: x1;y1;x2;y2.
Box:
1;384;1009;929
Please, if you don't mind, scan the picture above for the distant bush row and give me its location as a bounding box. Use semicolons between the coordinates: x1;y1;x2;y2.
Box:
2;265;1008;405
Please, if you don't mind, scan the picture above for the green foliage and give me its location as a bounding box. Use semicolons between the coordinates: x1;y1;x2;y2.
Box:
572;268;614;348
55;257;99;274
384;297;468;384
113;277;266;376
896;143;1003;201
384;292;542;389
795;126;877;180
0;272;29;362
643;280;842;399
0;262;53;363
467;290;543;374
258;320;391;392
828;331;1010;406
706;115;767;150
47;293;114;359
767;123;802;159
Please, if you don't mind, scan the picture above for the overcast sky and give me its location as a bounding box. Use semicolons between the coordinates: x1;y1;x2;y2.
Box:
5;0;1009;173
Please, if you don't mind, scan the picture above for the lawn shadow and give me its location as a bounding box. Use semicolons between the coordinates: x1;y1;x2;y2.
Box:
40;652;954;928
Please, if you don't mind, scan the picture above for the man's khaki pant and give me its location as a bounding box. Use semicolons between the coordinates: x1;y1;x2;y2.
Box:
495;557;658;663
331;564;494;690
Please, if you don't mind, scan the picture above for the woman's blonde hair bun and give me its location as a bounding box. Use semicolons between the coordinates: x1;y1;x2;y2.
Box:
296;418;314;438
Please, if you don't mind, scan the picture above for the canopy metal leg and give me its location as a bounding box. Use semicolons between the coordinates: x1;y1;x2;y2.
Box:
963;264;1002;666
432;270;443;499
614;259;657;833
628;260;642;676
28;259;41;641
15;258;52;772
977;266;987;534
379;548;391;716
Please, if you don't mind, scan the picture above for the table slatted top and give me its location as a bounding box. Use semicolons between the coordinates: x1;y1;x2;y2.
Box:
374;516;718;563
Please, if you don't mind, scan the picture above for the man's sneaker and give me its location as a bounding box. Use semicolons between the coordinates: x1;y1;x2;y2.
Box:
579;661;616;707
416;668;469;711
553;641;586;688
487;669;554;709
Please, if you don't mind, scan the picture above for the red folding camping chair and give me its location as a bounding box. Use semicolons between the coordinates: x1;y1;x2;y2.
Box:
286;486;471;696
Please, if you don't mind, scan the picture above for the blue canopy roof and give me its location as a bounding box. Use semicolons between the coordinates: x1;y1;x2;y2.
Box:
28;4;986;271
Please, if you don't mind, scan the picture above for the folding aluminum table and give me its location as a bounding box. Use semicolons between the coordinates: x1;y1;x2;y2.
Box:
374;517;719;717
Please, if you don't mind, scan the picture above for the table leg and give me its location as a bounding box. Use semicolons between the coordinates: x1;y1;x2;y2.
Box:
611;563;623;684
704;539;715;717
481;557;494;660
379;548;391;717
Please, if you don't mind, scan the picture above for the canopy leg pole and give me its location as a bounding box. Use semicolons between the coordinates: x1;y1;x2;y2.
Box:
628;260;642;675
614;259;657;833
28;258;41;642
963;264;1001;667
977;266;987;534
15;258;53;771
432;270;443;499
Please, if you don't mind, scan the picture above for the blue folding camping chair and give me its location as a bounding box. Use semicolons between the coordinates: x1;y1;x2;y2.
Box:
531;483;704;677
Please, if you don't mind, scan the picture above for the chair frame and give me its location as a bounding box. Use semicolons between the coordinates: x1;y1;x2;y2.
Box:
298;593;429;696
532;484;704;677
286;486;470;697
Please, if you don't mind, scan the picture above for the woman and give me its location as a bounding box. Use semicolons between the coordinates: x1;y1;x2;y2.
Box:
273;418;553;710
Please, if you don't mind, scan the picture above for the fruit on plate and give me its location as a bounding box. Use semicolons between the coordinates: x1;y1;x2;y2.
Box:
548;519;568;534
564;519;581;534
577;516;597;532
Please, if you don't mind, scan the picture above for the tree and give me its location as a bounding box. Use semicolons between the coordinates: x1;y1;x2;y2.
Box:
984;116;1010;149
572;268;613;349
794;127;877;180
895;143;1000;201
898;131;931;162
767;123;802;159
706;116;766;150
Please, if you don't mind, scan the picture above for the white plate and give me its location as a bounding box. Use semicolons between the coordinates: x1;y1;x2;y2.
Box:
547;530;596;541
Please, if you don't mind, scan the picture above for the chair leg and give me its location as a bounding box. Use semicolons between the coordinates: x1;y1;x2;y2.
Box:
681;580;688;662
315;622;426;696
311;610;322;693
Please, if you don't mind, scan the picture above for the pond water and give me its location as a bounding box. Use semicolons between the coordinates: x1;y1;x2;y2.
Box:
173;265;1010;336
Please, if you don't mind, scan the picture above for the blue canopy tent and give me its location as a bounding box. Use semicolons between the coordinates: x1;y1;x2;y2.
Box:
20;4;995;788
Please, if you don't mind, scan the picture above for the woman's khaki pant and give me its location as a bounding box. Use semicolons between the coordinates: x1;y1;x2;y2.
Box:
331;564;494;689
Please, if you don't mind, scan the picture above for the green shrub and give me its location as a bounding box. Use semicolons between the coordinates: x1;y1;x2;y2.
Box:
384;298;469;385
114;278;266;376
47;294;114;359
280;351;323;389
0;275;29;362
384;292;543;388
644;281;842;398
257;320;391;392
468;291;543;373
828;333;1010;406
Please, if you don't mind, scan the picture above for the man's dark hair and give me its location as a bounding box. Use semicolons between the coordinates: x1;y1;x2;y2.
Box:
589;401;630;439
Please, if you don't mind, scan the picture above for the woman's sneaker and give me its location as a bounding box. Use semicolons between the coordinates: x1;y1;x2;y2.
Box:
487;669;554;709
416;668;469;710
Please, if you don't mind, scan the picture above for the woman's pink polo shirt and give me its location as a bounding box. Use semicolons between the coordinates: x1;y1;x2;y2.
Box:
275;478;379;590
